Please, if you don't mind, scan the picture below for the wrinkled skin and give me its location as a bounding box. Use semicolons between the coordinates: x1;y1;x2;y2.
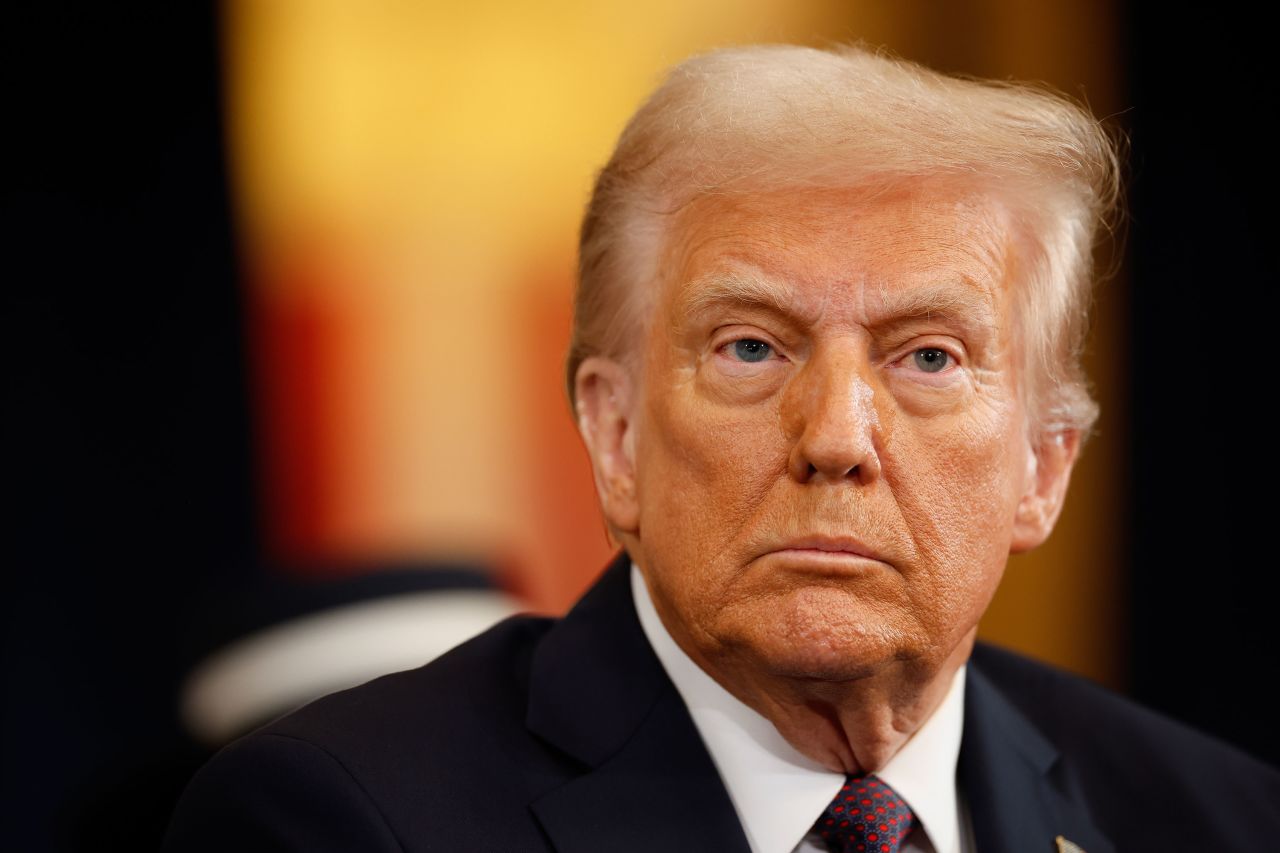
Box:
574;181;1080;774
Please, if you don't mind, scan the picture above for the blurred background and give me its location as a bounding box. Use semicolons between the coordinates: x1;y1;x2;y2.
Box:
5;1;1272;849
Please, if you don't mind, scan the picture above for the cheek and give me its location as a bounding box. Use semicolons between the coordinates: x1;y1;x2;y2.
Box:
634;378;785;590
886;402;1025;618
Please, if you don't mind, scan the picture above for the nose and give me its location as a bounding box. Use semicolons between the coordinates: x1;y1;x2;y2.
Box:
785;346;883;485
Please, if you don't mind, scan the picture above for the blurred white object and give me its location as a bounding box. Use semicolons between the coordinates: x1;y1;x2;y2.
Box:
181;589;519;744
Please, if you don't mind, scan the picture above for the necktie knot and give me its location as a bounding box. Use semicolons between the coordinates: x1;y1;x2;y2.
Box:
813;774;915;853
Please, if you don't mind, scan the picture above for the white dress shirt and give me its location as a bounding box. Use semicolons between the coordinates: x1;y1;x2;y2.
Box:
631;563;973;853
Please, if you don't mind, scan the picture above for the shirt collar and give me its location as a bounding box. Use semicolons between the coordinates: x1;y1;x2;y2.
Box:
631;562;966;853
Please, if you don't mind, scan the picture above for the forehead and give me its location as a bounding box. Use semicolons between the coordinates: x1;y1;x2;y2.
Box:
660;181;1014;325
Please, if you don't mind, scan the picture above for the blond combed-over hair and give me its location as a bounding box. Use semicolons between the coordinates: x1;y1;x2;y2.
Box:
566;43;1121;441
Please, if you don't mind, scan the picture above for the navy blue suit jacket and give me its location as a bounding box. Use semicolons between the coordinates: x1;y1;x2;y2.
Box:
165;550;1280;851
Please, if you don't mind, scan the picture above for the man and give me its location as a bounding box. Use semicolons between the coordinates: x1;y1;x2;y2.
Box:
165;44;1279;852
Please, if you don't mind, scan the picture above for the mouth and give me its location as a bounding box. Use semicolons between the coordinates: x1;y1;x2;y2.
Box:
764;535;891;571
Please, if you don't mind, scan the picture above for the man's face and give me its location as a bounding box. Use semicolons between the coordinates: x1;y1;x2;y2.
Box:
627;181;1037;683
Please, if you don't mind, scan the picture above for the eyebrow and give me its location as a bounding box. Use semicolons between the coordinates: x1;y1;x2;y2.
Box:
674;269;1001;338
675;270;811;329
866;279;1000;334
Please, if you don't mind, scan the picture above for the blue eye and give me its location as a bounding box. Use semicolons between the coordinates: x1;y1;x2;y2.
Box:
913;348;950;372
732;339;772;363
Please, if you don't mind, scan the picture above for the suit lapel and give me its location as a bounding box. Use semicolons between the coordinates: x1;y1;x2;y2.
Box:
526;550;751;853
960;658;1114;853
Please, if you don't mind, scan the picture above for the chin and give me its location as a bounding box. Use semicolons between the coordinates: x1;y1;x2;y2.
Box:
758;647;887;683
724;598;923;683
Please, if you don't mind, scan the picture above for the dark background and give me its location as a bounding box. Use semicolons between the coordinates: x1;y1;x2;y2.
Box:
1121;4;1273;771
5;3;1273;849
6;4;254;849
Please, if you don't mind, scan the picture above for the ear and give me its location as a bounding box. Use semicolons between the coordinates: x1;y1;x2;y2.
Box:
1009;429;1081;553
574;356;640;534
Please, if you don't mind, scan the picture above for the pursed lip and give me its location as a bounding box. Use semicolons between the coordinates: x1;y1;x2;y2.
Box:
769;535;887;564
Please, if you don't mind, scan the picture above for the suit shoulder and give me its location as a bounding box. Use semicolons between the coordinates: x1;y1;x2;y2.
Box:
970;642;1280;827
169;613;571;851
165;729;404;851
972;642;1274;766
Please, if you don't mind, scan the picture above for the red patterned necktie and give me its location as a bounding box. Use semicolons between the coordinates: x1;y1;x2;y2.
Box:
812;774;916;853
